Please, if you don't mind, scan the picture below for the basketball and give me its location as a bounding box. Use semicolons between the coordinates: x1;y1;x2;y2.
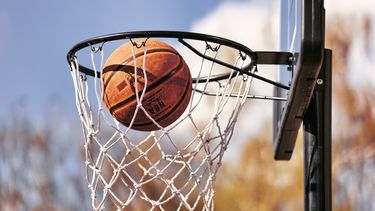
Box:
101;39;192;131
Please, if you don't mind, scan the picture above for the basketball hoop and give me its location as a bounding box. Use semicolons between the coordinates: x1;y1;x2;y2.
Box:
67;31;292;210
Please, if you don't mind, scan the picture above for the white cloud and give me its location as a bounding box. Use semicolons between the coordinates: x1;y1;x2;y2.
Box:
347;28;375;88
193;0;375;91
184;0;375;161
325;0;375;89
191;0;279;51
189;0;281;101
183;1;281;159
325;0;375;15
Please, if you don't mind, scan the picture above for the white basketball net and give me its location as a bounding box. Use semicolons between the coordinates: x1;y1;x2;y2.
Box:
69;39;254;210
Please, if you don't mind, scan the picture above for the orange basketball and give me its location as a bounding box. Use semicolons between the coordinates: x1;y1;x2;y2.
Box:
102;39;192;131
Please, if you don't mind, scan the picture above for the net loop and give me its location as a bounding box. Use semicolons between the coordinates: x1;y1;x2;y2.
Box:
239;51;247;61
80;74;88;81
205;41;221;52
90;42;106;53
130;37;150;48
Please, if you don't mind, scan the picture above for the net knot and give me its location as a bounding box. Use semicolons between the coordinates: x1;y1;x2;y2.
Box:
157;171;163;177
172;189;180;195
113;169;119;175
94;166;101;174
101;147;108;154
89;133;97;141
134;184;141;190
87;132;96;140
104;184;111;192
152;202;161;207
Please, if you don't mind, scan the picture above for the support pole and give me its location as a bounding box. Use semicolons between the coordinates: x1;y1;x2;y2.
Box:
303;49;332;211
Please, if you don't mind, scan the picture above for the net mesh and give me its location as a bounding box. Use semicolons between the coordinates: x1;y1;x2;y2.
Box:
69;38;254;210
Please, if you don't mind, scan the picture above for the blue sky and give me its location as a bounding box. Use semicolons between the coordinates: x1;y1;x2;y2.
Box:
0;0;234;121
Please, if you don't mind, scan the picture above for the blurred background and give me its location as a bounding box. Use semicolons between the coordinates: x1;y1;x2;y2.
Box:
1;0;374;210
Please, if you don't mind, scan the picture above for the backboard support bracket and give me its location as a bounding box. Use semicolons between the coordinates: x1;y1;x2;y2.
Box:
255;51;294;65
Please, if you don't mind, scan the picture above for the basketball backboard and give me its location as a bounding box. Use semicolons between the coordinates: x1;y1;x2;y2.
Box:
273;0;325;160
